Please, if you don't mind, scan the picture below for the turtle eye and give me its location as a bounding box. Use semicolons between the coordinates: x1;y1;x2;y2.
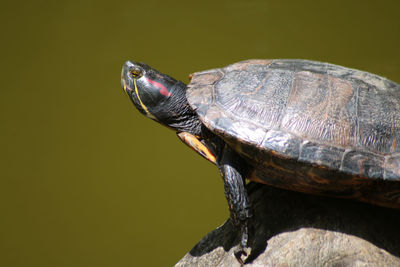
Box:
129;67;143;78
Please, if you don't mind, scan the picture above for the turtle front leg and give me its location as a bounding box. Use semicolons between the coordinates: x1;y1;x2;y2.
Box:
218;145;253;264
177;132;217;164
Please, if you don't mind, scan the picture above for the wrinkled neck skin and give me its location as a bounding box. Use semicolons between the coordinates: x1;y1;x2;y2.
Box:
158;80;204;136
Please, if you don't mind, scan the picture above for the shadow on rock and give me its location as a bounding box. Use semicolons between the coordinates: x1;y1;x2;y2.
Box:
182;182;400;265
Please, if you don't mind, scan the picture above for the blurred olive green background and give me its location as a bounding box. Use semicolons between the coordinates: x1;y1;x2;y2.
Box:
1;0;399;266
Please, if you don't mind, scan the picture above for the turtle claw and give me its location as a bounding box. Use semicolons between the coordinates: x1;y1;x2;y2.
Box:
234;220;251;265
234;247;247;266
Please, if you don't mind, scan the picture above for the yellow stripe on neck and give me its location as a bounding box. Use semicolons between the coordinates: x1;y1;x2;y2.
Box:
134;79;156;120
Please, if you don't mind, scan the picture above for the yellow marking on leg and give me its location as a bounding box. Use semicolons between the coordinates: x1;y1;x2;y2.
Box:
178;132;217;164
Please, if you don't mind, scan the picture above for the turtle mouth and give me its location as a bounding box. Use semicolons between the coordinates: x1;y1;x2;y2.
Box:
121;76;127;94
121;64;130;94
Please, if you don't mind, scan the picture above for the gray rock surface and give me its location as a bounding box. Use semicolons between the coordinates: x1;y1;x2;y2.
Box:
176;183;400;266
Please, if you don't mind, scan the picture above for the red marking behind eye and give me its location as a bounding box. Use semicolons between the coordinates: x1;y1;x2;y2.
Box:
145;77;172;97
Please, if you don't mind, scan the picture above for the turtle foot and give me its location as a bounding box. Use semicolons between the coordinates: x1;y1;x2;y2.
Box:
233;220;252;265
234;247;249;265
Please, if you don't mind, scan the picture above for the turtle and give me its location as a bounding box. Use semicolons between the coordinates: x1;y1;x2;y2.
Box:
121;59;400;263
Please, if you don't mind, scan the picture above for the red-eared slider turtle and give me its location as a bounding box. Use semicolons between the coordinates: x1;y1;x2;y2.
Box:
121;59;400;263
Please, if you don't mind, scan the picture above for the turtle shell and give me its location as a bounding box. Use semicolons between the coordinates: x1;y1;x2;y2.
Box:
187;59;400;207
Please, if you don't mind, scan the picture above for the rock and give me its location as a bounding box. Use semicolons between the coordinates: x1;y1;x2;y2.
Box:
176;183;400;266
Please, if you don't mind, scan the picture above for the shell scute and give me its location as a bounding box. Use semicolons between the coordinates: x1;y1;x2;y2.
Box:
260;130;301;159
214;67;292;130
281;70;357;148
186;84;214;111
385;155;400;180
187;70;223;114
299;141;345;170
357;82;400;154
341;150;385;179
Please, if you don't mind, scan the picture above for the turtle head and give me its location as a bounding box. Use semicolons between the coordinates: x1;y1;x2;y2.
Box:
121;61;202;134
121;61;176;121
